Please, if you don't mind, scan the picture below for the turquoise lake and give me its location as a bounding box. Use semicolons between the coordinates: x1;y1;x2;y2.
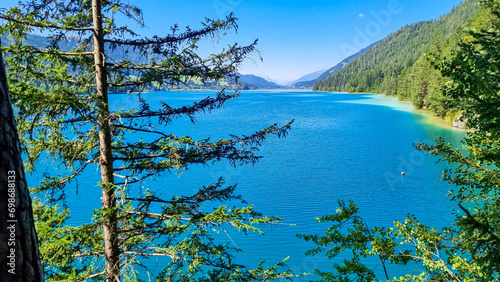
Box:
29;90;466;280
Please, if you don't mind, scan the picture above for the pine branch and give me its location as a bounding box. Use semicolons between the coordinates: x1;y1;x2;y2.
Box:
113;152;178;161
105;63;217;75
32;160;94;193
114;92;238;122
112;121;292;175
120;210;191;221
0;15;93;31
75;271;105;282
108;80;154;88
458;203;500;243
104;14;238;47
123;196;171;204
112;125;170;138
5;48;93;56
115;172;156;185
8;64;96;87
123;251;185;258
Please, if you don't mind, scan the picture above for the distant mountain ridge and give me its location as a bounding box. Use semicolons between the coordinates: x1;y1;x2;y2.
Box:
291;41;380;88
253;73;284;85
236;73;282;89
288;69;327;86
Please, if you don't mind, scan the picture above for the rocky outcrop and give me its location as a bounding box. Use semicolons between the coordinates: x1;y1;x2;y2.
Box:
451;113;467;129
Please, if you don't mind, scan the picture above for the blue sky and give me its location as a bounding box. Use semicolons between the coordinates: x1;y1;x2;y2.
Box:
2;0;465;84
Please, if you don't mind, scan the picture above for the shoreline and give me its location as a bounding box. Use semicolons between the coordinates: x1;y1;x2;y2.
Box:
315;90;468;131
412;108;467;131
388;97;469;131
117;88;469;131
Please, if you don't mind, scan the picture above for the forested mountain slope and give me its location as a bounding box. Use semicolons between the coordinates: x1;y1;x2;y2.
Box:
314;0;484;119
392;6;494;118
292;41;379;88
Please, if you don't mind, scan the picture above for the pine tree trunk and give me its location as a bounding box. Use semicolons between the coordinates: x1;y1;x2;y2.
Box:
0;41;44;281
91;0;120;281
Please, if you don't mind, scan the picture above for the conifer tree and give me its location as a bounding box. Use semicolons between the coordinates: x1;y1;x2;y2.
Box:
0;1;293;280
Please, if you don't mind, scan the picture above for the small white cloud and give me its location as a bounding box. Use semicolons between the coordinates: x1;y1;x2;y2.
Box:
358;13;365;18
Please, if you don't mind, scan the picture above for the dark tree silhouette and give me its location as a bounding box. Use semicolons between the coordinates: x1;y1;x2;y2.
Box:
0;40;44;282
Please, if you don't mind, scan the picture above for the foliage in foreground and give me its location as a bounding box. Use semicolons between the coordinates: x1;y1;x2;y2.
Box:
0;0;294;280
314;0;491;122
302;0;500;280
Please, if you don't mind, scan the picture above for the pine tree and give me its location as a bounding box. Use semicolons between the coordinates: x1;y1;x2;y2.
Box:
0;1;293;280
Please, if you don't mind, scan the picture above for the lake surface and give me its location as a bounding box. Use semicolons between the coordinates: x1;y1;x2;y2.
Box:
29;90;466;280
